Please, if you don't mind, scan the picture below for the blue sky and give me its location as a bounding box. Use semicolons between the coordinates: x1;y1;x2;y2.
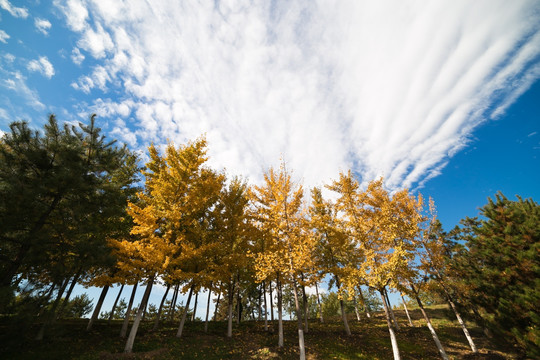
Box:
1;1;539;315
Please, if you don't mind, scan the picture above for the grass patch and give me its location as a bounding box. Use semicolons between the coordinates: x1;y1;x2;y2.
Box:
0;306;522;359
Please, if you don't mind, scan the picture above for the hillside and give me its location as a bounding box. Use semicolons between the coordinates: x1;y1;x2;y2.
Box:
0;305;520;359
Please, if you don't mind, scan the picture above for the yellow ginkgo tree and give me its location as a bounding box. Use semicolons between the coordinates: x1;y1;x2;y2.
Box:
111;137;224;353
328;173;423;360
250;163;315;360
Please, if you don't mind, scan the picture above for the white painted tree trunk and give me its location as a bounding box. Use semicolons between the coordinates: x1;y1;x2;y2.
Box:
401;295;413;327
435;267;478;352
302;282;309;333
120;282;138;338
258;283;263;321
336;277;351;335
277;275;284;347
358;287;371;318
447;296;478;353
269;280;275;322
292;278;306;360
176;285;194;338
411;284;448;360
263;281;268;331
153;284;170;331
381;289;401;360
353;296;361;321
204;285;212;332
385;290;400;331
227;278;236;338
87;285;109;331
340;299;352;336
124;277;154;353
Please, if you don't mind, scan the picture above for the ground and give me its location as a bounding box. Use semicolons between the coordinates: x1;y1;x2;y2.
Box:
0;306;522;359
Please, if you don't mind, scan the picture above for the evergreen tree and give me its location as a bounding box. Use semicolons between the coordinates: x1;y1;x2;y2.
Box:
451;193;539;357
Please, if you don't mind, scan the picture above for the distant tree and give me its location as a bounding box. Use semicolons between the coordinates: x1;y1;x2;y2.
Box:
63;294;93;318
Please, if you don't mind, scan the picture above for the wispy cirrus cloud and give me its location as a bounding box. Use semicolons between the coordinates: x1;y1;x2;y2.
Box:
0;0;28;18
0;29;9;43
56;0;540;190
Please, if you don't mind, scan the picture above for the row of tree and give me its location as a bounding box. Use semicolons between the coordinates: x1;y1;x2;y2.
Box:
1;115;537;358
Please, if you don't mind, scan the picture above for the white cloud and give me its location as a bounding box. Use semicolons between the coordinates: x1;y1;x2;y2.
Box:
56;0;540;190
34;18;52;35
71;47;85;64
27;56;55;78
54;0;88;32
1;71;45;110
0;0;28;18
0;29;9;43
3;53;15;62
77;22;113;59
0;107;8;121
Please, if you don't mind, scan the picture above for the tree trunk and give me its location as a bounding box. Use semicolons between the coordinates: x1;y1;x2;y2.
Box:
353;296;361;321
358;287;371;318
236;288;242;324
291;278;306;360
340;299;352;336
269;280;275;322
445;293;478;353
36;277;70;340
301;274;308;334
336;276;351;335
401;294;413;327
385;290;400;331
381;288;401;360
315;282;324;323
169;284;179;321
213;289;221;321
277;274;284;347
141;299;148;322
124;276;154;353
227;277;236;337
263;281;268;331
56;269;82;320
176;284;194;338
87;285;109;331
439;280;478;353
257;283;263;321
121;282;138;338
204;284;212;332
410;283;448;360
108;284;125;324
435;269;477;352
191;290;199;322
153;284;170;331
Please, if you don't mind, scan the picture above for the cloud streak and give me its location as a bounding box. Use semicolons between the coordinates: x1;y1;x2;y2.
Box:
0;0;28;18
57;0;540;190
0;29;9;43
